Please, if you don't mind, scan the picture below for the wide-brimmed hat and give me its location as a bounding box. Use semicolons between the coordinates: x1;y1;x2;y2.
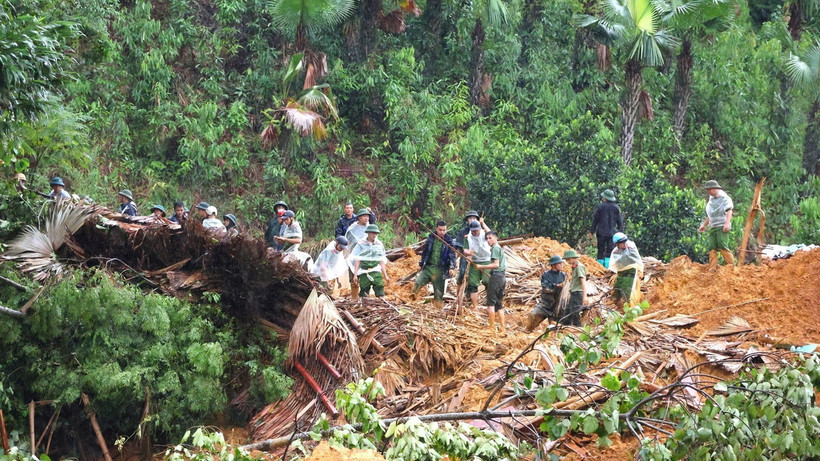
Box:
224;213;237;225
355;208;370;217
365;224;380;234
274;200;289;210
118;189;134;200
150;205;166;216
469;220;481;230
464;210;480;220
548;255;564;266
702;180;722;190
206;205;218;216
196;201;210;210
50;177;65;187
601;189;616;201
563;249;580;259
335;236;349;249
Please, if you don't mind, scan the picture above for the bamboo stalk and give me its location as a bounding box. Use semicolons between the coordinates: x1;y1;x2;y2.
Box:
1;409;9;454
692;298;769;316
81;393;113;461
0;276;27;292
293;361;339;417
0;305;25;319
739;177;766;265
19;286;45;314
29;401;35;457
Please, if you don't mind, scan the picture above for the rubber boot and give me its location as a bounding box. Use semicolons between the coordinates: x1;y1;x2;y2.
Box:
708;250;719;270
597;259;604;267
527;313;546;333
604;258;610;268
719;249;735;266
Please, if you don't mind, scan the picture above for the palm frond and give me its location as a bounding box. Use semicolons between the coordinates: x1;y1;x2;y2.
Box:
318;0;357;31
785;42;820;89
268;0;355;35
298;86;339;120
486;0;510;27
629;0;658;33
3;202;94;280
281;102;328;140
283;53;305;89
602;0;632;24
630;30;666;66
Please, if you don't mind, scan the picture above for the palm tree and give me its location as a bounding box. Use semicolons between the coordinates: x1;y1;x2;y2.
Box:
470;0;510;107
268;0;356;52
785;41;820;177
786;0;818;41
662;0;734;139
575;0;678;165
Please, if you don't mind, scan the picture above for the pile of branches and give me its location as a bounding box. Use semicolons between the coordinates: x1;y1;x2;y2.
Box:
66;207;316;329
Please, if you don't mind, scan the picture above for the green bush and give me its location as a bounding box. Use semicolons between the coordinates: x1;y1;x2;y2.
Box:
790;195;820;244
0;269;292;447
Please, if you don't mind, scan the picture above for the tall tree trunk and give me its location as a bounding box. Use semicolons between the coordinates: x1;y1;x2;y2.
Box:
424;0;443;58
672;38;693;139
804;99;820;178
620;59;642;165
360;0;381;57
518;0;542;66
788;0;803;41
295;23;308;53
470;17;486;107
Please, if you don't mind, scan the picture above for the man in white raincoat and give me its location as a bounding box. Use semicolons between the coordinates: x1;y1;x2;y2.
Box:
349;224;390;298
609;232;644;308
312;236;349;289
275;210;303;252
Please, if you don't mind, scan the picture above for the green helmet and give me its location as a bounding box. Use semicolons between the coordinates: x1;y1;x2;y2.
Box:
563;249;580;259
118;189;134;200
365;224;380;234
548;255;564;266
601;189;616;202
702;180;722;190
356;208;370;217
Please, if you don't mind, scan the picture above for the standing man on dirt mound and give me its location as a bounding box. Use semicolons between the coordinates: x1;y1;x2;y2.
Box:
474;231;507;333
455;211;491;306
463;220;493;313
590;189;623;268
698;180;735;268
411;220;456;310
350;224;390;298
609;232;644;308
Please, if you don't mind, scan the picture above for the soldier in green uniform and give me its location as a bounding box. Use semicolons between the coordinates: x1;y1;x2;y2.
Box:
475;231;507;333
411;220;456;309
350;224;390;297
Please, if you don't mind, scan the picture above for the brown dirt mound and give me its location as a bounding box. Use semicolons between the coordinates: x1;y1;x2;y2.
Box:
646;249;820;345
305;441;386;461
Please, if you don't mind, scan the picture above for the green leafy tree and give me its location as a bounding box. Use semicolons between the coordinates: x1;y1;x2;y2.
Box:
574;0;678;165
0;0;79;168
786;39;820;177
662;0;734;139
469;0;511;106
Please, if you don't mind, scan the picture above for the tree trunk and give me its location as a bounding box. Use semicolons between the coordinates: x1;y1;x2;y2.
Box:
518;0;542;66
295;22;308;53
672;38;693;139
424;0;443;58
470;17;486;107
803;99;820;178
620;59;642;165
788;0;803;41
360;0;381;57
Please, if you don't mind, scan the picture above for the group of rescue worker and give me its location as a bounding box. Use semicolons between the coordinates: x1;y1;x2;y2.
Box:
30;174;736;333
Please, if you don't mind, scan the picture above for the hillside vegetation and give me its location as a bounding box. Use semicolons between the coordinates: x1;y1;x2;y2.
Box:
1;0;819;259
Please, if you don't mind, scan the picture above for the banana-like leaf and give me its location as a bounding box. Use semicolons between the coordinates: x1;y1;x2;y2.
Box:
283;53;305;89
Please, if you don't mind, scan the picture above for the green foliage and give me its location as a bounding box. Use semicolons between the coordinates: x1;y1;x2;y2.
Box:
465;111;621;246
790;194;820;243
640;355;820;460
163;427;258;461
312;377;523;460
0;269;292;445
617;162;701;259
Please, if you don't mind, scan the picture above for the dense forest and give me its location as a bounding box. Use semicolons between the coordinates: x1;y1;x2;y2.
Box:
2;0;820;457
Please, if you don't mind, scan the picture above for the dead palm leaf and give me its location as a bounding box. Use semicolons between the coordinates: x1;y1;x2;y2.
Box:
638;89;654;121
3;202;95;280
281;102;328;140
